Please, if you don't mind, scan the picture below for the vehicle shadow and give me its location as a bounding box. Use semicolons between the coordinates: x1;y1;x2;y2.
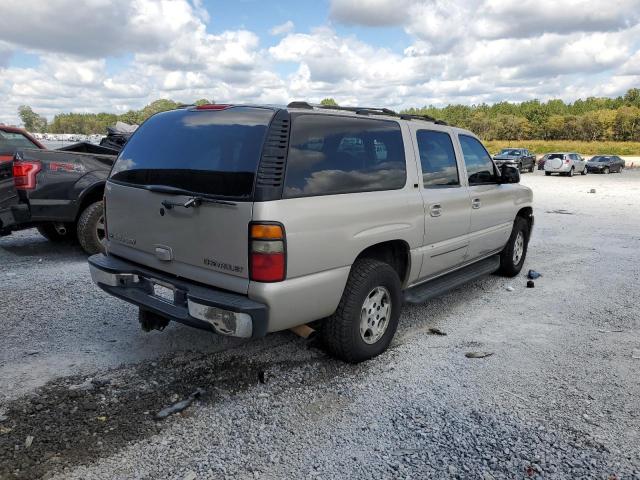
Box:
0;229;85;259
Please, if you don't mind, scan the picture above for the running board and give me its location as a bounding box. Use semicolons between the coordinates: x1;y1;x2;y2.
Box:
404;255;500;304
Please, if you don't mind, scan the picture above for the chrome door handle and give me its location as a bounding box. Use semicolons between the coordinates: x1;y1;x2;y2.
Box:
429;204;442;217
472;198;481;209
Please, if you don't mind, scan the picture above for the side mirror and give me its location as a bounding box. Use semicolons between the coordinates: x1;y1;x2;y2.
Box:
500;165;520;184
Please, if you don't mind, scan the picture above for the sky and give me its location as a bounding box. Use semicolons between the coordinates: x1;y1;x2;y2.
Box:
0;0;639;126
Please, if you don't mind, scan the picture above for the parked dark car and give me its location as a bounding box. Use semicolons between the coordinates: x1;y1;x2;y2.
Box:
538;153;550;170
586;155;625;174
493;148;535;173
0;144;116;254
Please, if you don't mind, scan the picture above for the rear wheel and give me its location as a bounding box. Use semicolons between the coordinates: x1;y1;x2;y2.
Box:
545;171;551;176
77;201;106;255
581;166;587;175
603;167;610;174
320;258;402;363
498;217;529;277
567;167;574;177
36;223;76;243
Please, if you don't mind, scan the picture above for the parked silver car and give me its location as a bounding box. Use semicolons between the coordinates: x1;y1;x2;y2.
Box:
544;152;587;176
89;103;533;362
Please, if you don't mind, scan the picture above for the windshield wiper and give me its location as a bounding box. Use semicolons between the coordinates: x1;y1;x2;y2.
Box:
143;185;237;208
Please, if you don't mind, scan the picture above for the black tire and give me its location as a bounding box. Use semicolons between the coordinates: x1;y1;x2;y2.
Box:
581;167;587;175
320;258;402;363
498;217;529;277
77;201;105;255
545;171;551;176
567;167;574;177
603;167;610;174
36;223;76;243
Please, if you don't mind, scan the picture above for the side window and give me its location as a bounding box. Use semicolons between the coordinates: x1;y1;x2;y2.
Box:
416;130;459;187
458;135;497;185
284;115;406;197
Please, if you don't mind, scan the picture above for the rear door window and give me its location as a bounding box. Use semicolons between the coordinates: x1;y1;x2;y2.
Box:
110;107;274;198
284;115;406;197
458;135;497;185
0;131;39;153
416;130;459;187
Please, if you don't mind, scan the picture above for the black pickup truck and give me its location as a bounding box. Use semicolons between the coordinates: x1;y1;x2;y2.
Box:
0;129;117;254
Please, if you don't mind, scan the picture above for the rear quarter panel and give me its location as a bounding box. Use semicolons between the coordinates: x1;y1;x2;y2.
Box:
16;149;114;221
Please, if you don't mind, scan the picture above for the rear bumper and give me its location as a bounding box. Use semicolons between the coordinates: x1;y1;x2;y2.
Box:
88;253;268;338
0;204;31;233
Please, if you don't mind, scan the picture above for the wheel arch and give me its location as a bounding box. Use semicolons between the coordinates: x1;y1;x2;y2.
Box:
353;239;411;287
516;206;534;237
75;182;105;221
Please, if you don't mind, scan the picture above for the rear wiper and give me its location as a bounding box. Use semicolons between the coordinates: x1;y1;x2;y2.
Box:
161;196;236;209
143;185;237;208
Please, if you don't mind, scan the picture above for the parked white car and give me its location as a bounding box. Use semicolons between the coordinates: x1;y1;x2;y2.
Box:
544;152;587;177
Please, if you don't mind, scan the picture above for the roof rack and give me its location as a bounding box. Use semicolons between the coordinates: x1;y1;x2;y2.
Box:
286;101;448;125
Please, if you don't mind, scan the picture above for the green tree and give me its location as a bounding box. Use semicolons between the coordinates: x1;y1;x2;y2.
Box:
194;98;212;106
320;98;338;106
613;106;640;141
18;105;47;132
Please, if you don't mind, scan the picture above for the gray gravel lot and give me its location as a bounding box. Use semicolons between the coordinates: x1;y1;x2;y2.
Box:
1;170;639;479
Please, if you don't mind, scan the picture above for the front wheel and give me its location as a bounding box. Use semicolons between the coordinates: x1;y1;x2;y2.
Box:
603;167;610;174
498;217;529;277
320;258;402;363
77;201;106;255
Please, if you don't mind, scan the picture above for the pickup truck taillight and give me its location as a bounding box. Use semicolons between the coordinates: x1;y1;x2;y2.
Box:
249;223;286;282
13;161;42;190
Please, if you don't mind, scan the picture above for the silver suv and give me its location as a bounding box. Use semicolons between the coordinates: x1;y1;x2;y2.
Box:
89;103;533;362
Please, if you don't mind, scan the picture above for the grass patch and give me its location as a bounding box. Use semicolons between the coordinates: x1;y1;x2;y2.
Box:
484;140;640;156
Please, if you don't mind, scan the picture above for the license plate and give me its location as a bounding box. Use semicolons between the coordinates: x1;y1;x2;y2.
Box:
152;283;175;303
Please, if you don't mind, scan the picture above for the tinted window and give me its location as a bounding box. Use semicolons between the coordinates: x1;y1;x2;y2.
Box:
111;107;274;198
284;115;406;197
0;130;39;153
459;135;497;185
417;130;459;187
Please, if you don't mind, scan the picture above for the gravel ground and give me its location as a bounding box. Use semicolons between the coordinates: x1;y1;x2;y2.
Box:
1;170;639;479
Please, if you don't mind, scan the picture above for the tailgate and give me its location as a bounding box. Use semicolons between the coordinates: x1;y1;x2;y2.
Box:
0;154;17;212
104;106;276;295
106;181;253;294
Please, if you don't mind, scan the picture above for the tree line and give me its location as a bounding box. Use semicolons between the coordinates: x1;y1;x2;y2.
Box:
14;89;640;142
16;99;211;135
402;88;640;142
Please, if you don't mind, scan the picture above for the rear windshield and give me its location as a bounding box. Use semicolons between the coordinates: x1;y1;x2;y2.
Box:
110;107;274;198
548;154;564;160
0;130;39;153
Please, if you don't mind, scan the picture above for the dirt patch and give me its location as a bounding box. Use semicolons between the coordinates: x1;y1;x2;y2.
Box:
0;351;335;480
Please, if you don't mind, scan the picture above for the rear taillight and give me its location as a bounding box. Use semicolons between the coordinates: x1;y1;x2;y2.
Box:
564;159;570;163
13;161;41;190
249;223;286;282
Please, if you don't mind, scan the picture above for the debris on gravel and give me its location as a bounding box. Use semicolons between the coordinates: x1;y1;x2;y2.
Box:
155;388;205;420
465;351;495;358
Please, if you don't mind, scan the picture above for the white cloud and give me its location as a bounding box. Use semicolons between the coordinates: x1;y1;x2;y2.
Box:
1;0;639;126
270;20;295;36
0;0;202;57
330;0;414;26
